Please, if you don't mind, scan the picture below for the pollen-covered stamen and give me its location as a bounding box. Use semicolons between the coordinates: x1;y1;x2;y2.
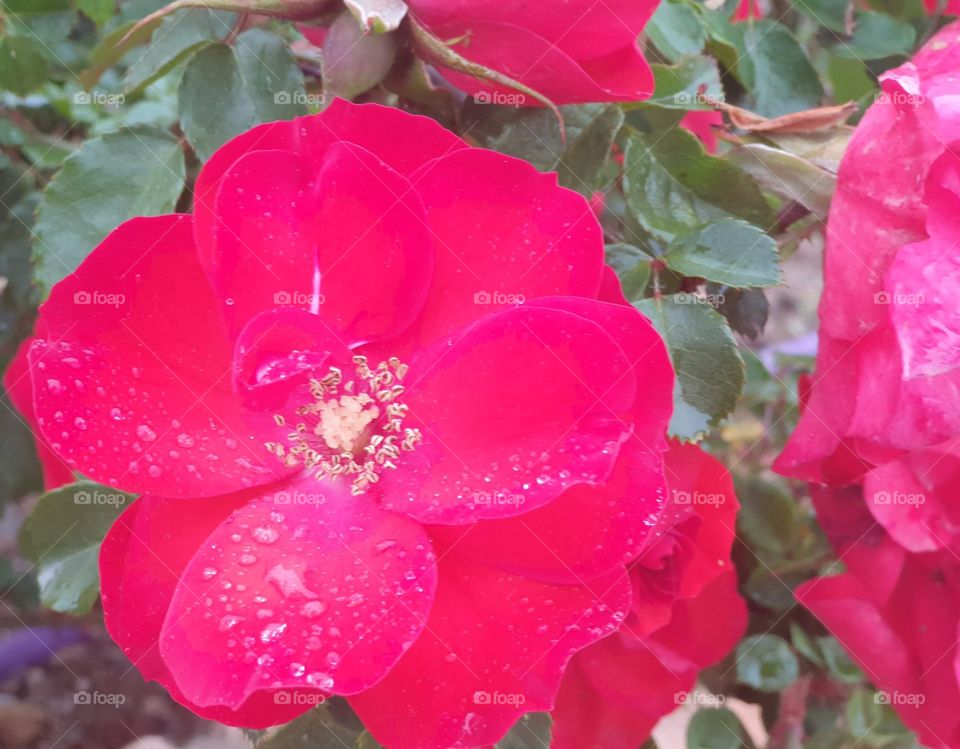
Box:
265;355;421;495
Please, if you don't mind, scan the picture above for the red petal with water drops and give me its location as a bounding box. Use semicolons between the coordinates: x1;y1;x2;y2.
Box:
429;440;666;584
378;148;603;354
349;553;632;749
4;334;74;489
377;305;637;524
159;476;438;710
99;486;314;727
193;99;466;279
29;214;287;499
207;141;433;344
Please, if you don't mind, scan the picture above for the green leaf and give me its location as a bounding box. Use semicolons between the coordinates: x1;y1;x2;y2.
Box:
19;482;134;614
323;10;397;99
687;708;746;749
646;1;706;62
496;713;553;748
2;0;72;11
818;636;864;683
827;55;876;105
179;28;307;161
716;287;769;340
790;622;826;667
846;689;919;745
737;478;801;556
80;14;163;88
738;22;824;117
0;36;51;96
557;105;624;195
75;0;115;25
792;0;849;33
662;219;781;288
622;129;774;243
735;634;799;692
344;0;407;33
123;8;233;94
33;127;186;292
726;143;835;220
837;11;917;60
258;703;363;748
636;295;745;439
356;732;384;748
606;243;652;300
647;55;724;110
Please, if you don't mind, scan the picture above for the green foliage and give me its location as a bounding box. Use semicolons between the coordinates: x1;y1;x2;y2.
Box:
180;28;307;160
19;482;134;614
736;634;800;692
637;295;745;440
33;127;186;291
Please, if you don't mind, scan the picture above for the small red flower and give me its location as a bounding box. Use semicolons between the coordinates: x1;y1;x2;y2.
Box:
15;100;676;747
408;0;660;104
551;442;746;749
796;486;960;748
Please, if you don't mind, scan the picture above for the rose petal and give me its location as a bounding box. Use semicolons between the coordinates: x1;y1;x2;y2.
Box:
208;142;433;343
429;440;665;583
349;554;632;749
100;487;313;727
160;476;437;709
30;214;285;498
193;99;467;278
378;148;603;354
377;306;636;524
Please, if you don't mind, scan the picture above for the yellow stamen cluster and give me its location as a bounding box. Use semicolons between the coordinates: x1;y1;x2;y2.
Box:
265;356;422;495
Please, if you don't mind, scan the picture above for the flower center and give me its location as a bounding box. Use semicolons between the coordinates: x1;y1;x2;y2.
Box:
265;356;421;495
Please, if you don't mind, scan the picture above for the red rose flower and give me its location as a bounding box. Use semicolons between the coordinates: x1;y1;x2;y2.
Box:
15;100;676;747
776;25;960;745
796;486;960;748
408;0;659;105
551;442;746;749
775;22;960;485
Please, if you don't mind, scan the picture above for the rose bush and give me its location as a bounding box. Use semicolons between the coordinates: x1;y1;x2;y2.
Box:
7;99;689;747
552;441;746;749
778;22;960;745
